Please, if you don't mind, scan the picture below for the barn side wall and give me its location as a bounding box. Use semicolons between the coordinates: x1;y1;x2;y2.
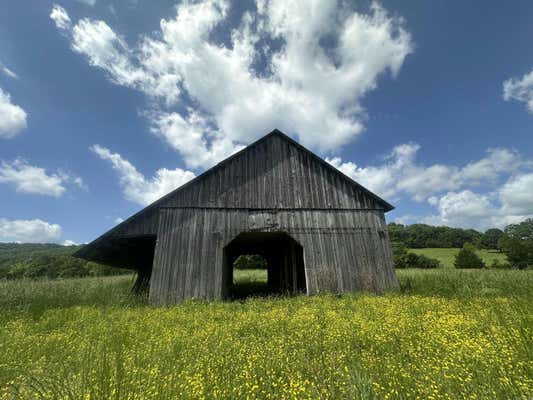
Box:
149;207;397;304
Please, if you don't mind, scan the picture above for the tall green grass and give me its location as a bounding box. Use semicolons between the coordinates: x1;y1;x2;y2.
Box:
0;269;531;399
0;275;140;320
397;268;533;297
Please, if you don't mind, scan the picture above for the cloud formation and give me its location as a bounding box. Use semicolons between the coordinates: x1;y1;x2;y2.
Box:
0;87;27;139
503;68;533;113
51;1;528;232
0;159;84;197
0;218;62;243
91;144;195;205
418;178;533;231
499;173;533;216
328;143;532;231
53;0;412;169
327;145;523;202
50;4;71;30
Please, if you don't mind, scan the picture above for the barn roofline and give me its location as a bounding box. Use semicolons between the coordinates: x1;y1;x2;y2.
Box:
74;129;394;260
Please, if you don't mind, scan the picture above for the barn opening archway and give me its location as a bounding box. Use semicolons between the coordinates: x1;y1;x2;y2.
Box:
223;232;306;299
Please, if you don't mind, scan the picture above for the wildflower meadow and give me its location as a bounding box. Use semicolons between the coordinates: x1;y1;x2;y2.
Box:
0;269;531;399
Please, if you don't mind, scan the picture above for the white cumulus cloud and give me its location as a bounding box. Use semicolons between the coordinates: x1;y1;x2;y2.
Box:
460;148;522;183
53;0;412;169
327;145;523;202
395;171;533;231
499;173;533;216
427;191;496;227
0;218;62;243
503;69;533;113
50;4;71;30
0;159;84;197
0;87;27;139
149;110;244;169
419;180;533;231
90;144;196;205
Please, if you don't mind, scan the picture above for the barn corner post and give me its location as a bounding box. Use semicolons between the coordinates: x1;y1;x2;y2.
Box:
76;129;398;304
381;217;399;290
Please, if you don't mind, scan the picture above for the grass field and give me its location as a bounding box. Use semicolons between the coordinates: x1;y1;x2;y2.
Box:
0;269;531;399
409;248;508;268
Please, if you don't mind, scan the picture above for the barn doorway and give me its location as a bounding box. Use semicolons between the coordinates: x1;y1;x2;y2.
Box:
223;232;306;299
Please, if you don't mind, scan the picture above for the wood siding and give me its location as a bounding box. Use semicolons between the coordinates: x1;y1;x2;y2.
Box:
76;131;397;303
150;207;397;303
107;133;387;239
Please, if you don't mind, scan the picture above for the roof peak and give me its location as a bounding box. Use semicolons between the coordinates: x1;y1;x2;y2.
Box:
123;128;393;218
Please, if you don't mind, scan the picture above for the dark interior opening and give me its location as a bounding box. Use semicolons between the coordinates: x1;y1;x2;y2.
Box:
75;235;156;293
130;236;156;293
223;232;306;299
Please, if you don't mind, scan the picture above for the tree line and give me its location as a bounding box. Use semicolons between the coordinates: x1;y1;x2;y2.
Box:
387;223;505;249
390;219;533;269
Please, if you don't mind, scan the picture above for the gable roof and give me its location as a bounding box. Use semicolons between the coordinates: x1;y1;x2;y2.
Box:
76;129;393;260
124;129;390;221
161;129;387;206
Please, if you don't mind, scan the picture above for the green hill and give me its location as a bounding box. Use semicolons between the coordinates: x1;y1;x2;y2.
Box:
0;243;128;279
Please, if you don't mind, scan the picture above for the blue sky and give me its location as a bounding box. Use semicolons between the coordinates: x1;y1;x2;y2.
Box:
1;0;532;244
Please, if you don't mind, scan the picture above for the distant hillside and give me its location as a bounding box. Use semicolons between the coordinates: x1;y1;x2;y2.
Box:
0;243;129;279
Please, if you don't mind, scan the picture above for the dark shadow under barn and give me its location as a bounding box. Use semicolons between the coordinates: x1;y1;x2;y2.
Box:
73;234;157;293
223;232;306;299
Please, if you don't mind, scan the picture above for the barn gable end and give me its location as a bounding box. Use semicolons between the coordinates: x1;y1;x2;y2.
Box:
75;129;397;301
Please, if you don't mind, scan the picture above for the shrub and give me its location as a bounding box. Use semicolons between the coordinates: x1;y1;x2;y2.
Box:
516;261;529;270
490;259;512;269
407;253;441;269
498;235;533;267
392;243;409;269
393;243;440;269
454;243;485;269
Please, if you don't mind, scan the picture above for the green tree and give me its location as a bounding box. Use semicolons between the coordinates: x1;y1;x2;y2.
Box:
480;228;504;249
498;237;532;269
454;243;485;269
497;219;533;268
504;218;533;240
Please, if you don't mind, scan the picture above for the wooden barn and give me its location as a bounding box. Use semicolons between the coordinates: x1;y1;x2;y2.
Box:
75;129;398;303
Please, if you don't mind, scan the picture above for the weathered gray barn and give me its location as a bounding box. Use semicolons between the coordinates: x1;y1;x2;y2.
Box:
76;130;398;303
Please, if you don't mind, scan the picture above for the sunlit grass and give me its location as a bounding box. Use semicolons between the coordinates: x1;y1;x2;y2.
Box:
0;269;531;399
409;248;508;268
